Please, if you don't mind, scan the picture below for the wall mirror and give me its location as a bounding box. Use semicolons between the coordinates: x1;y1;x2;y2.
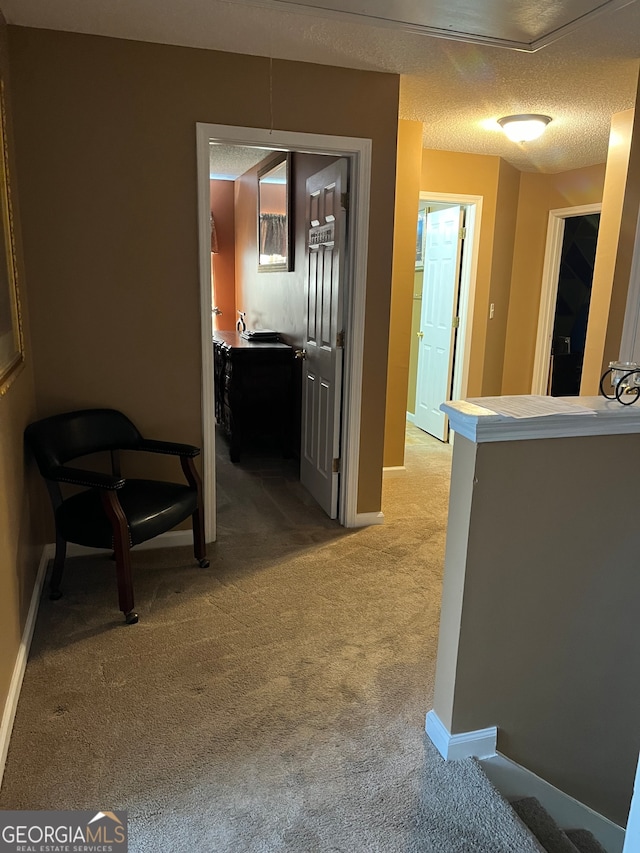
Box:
258;153;292;272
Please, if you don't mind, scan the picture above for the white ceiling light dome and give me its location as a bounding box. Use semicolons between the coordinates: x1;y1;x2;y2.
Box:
497;114;552;142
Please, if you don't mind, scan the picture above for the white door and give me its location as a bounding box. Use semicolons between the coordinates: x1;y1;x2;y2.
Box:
300;159;348;518
415;205;464;441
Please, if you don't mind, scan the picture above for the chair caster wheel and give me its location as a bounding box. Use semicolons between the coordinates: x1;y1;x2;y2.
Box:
198;558;210;568
49;590;62;601
124;611;139;625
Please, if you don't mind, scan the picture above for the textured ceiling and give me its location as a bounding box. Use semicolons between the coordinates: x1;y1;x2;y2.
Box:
209;145;277;180
3;0;640;173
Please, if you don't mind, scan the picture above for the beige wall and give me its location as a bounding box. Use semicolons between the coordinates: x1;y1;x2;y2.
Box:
406;269;423;415
0;16;42;737
504;164;607;394
434;433;640;826
210;180;236;332
582;102;640;393
384;120;422;467
8;27;399;516
419;149;516;397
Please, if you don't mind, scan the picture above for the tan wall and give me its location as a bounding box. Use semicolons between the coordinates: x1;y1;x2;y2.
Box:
420;149;504;397
384;120;422;467
8;27;399;516
582;103;640;393
210;180;236;332
483;159;520;394
434;433;640;825
504;164;607;394
0;16;41;733
406;269;423;415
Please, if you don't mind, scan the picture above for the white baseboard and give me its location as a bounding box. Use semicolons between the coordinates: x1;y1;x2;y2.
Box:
426;709;497;761
65;529;194;557
352;511;385;527
406;411;416;424
481;753;625;853
0;544;50;789
383;465;407;472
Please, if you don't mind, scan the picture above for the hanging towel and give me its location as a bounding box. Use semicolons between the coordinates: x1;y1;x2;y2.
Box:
210;213;220;254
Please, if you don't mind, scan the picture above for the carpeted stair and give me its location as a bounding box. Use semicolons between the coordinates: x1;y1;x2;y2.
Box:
512;797;609;853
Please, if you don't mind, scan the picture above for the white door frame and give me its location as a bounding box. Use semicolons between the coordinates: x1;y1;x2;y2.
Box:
531;203;602;394
196;123;372;539
415;192;482;406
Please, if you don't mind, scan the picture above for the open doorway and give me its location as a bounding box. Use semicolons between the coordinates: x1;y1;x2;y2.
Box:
532;203;602;395
405;193;482;445
196;124;374;541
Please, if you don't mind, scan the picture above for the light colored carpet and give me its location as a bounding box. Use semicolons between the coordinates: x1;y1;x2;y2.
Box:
0;426;543;851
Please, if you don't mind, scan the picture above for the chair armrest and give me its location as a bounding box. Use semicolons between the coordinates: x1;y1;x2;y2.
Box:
47;465;125;490
136;439;201;458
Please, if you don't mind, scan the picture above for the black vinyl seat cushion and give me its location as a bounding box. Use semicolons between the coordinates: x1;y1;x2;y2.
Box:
55;479;198;549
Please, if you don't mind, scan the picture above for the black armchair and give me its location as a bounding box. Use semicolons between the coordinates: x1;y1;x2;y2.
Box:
25;408;210;624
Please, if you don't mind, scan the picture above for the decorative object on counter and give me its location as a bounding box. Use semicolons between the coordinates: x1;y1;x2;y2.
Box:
236;310;247;333
599;361;640;405
240;329;280;342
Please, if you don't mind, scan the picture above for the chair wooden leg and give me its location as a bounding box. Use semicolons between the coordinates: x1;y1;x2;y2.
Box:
101;490;138;624
192;505;209;568
49;534;66;600
181;455;209;568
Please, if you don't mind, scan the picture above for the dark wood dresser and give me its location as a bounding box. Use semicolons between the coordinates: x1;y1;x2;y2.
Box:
213;331;296;462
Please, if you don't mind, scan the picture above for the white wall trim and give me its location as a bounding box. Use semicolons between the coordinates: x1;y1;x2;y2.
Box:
0;545;49;789
425;709;497;761
406;411;416;424
197;123;372;531
64;529;195;558
531;203;602;395
482;753;625;853
353;511;385;527
623;751;640;853
383;466;406;471
419;192;483;403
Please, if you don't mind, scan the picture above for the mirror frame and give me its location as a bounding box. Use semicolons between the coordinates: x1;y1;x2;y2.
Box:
257;152;293;272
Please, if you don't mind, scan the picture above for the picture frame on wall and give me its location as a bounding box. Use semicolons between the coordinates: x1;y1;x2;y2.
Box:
415;208;426;270
0;79;23;395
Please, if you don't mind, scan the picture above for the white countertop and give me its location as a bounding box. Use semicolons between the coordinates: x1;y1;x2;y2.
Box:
440;395;640;443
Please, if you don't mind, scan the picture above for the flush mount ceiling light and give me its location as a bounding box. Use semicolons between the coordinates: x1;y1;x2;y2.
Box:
497;114;552;142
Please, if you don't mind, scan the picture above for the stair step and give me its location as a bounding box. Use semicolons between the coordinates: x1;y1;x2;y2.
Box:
565;829;608;853
511;797;580;853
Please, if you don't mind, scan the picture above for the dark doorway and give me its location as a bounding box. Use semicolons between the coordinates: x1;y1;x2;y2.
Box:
550;213;600;396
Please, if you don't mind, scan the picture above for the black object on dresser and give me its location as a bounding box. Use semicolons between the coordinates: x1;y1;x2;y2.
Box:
213;331;296;462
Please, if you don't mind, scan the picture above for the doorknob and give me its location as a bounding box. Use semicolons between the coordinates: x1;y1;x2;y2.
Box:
294;349;307;360
212;306;223;316
417;331;424;339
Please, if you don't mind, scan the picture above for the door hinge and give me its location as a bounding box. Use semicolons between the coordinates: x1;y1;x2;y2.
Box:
332;458;341;473
336;330;345;348
452;316;460;329
459;226;466;239
341;192;349;211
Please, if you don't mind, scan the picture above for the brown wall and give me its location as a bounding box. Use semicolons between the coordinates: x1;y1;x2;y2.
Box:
384;120;422;467
419;149;511;397
0;17;41;736
582;104;640;393
8;27;399;516
504;164;606;394
483;159;520;394
435;433;640;825
210;180;236;332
